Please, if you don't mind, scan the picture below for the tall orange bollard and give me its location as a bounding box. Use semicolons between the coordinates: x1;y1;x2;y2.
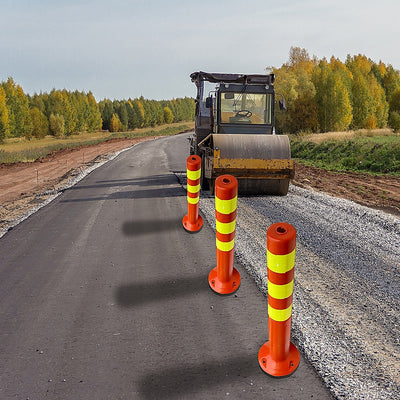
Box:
208;175;240;295
182;155;203;233
258;222;300;377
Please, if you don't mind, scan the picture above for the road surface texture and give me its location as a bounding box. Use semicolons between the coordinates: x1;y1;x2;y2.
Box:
0;134;334;399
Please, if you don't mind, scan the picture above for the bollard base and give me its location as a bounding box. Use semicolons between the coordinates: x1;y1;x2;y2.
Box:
182;214;203;233
258;341;300;377
208;267;241;295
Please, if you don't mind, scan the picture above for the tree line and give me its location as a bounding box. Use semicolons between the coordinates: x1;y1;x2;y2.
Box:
0;77;195;142
2;49;400;142
98;97;195;133
274;47;400;133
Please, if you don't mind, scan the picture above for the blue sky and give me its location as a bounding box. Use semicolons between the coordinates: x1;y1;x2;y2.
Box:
1;0;399;101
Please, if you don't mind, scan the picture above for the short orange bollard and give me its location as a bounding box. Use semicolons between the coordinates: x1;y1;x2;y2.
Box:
208;175;240;295
182;155;203;233
258;222;300;377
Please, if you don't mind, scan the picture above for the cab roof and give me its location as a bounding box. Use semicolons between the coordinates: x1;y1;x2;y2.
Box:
190;71;275;86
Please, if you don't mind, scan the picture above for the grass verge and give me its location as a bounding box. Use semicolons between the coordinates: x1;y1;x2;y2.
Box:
0;122;194;164
290;130;400;176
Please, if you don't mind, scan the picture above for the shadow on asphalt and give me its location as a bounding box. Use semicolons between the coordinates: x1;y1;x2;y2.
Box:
60;187;185;202
68;174;181;190
137;355;274;399
115;275;209;307
122;218;182;236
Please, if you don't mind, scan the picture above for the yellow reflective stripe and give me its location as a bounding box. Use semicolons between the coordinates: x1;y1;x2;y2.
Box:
187;195;199;205
216;238;235;252
268;304;292;322
268;280;294;299
216;220;236;235
267;249;295;274
187;169;201;180
215;197;237;214
187;183;200;194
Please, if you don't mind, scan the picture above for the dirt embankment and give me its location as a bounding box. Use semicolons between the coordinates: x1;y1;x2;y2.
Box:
293;163;400;216
0;137;155;233
0;138;399;234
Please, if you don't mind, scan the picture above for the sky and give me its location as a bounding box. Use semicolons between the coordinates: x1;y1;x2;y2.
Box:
1;0;400;101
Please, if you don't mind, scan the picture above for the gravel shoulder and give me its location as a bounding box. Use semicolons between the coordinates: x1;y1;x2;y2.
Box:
183;183;400;400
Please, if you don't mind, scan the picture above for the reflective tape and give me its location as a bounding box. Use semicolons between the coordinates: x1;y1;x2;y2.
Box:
267;249;295;274
216;238;235;252
268;280;294;300
268;304;292;322
216;220;236;235
187;183;200;194
187;169;201;181
187;195;199;205
215;197;237;215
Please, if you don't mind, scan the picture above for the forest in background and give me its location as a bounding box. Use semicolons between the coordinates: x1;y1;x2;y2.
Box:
1;46;400;142
98;97;194;133
274;47;400;133
0;77;195;142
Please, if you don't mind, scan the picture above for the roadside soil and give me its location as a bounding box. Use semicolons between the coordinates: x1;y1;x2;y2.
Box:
293;162;400;216
0;137;156;233
0;138;399;234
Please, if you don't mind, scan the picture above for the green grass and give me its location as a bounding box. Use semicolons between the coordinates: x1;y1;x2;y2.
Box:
0;123;193;164
290;133;400;176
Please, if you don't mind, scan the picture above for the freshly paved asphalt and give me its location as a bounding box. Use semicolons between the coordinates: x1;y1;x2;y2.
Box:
0;133;334;399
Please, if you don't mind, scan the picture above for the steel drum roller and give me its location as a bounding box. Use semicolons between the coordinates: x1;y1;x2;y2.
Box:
212;134;292;195
213;134;291;159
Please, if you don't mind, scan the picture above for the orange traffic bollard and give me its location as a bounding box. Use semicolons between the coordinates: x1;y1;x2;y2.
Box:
208;175;240;295
182;155;203;233
258;222;300;377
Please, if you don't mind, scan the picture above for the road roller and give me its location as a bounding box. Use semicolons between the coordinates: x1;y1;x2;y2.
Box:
189;71;294;195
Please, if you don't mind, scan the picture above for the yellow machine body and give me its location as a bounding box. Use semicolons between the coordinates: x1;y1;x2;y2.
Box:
190;71;294;196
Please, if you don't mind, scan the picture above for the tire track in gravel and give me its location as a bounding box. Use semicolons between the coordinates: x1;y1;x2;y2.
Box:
177;173;400;400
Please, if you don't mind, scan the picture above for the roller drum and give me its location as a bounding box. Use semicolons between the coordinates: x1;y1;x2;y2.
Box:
213;134;290;159
212;134;292;195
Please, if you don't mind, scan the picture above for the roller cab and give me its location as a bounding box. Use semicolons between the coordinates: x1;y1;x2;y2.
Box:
190;71;294;195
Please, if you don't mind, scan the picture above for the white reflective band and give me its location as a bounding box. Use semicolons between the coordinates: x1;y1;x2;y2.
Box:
187;169;201;181
216;220;236;235
268;304;292;322
187;195;199;205
187;183;200;194
216;238;235;252
215;197;237;214
267;249;295;274
268;280;294;299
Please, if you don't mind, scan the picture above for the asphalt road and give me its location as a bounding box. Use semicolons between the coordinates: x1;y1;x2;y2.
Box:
0;133;333;400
